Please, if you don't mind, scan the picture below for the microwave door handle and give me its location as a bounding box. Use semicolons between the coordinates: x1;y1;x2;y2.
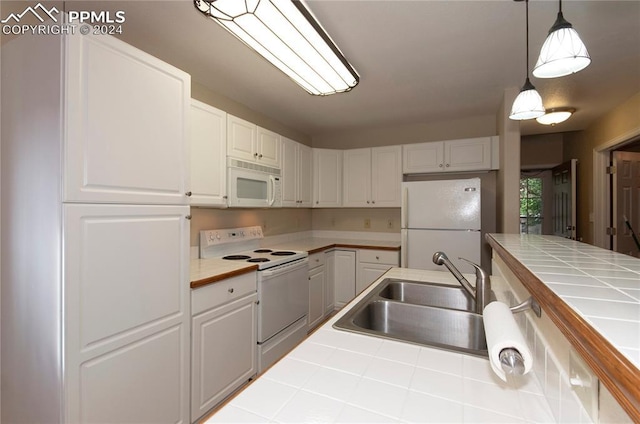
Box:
268;175;276;206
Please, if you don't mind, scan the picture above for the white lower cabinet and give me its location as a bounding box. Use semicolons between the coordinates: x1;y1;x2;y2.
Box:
356;249;399;295
333;249;357;309
64;204;191;424
324;251;336;315
191;272;257;422
308;252;326;331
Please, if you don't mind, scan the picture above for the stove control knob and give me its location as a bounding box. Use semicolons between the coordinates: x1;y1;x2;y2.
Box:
216;233;221;240
241;231;246;236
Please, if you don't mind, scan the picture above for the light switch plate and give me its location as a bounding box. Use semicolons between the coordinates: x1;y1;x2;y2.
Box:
569;348;598;421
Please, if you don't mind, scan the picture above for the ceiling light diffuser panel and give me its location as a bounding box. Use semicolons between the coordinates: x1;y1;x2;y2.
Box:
195;0;359;96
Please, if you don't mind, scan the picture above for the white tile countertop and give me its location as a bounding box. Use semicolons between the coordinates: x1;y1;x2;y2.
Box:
489;234;640;368
206;268;556;423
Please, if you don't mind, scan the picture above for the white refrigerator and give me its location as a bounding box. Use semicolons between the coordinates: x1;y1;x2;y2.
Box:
401;178;481;273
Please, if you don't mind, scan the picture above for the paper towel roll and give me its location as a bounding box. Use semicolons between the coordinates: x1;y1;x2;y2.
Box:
483;301;533;381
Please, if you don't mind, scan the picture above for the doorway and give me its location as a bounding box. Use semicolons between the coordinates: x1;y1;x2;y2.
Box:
593;129;640;252
611;148;640;257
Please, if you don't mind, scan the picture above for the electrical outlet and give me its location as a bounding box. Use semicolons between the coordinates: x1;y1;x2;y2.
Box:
387;219;393;229
364;218;371;229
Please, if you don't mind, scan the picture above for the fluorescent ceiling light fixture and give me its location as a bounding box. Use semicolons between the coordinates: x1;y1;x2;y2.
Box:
194;0;359;96
533;0;590;78
535;107;575;125
510;0;545;121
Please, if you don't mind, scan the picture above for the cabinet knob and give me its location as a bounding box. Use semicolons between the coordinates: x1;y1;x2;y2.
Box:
258;154;263;159
228;288;234;293
316;201;319;204
376;256;380;260
446;163;450;167
185;191;192;197
372;200;375;204
254;153;258;158
439;164;443;168
185;215;192;220
223;195;228;199
367;201;370;204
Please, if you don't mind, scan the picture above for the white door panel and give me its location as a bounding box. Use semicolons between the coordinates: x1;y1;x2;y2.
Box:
403;179;481;230
404;229;481;274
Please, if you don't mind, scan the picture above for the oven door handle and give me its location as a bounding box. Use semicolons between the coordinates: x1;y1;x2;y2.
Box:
260;258;308;277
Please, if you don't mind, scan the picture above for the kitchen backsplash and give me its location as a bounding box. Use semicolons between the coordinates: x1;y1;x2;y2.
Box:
190;208;402;246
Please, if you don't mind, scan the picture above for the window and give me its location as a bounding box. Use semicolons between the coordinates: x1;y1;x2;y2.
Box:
520;177;543;234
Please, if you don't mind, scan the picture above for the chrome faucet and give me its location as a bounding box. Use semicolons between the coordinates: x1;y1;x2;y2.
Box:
432;251;491;315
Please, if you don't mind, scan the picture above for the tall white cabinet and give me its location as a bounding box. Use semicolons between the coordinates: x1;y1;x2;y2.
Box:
313;149;343;207
2;31;191;423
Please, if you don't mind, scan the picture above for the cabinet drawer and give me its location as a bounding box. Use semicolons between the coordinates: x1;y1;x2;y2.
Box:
192;272;257;315
359;249;399;265
308;252;326;270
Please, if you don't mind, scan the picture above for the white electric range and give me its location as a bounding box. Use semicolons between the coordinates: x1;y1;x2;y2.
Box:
200;226;309;372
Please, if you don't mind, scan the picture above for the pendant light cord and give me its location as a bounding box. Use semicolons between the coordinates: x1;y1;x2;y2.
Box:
525;0;530;74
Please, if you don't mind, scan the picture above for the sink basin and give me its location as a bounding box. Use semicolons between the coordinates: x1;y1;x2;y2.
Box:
333;278;488;357
377;280;475;311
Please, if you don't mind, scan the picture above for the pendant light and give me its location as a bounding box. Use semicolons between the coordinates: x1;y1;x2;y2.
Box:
194;0;359;96
533;0;590;78
510;0;545;121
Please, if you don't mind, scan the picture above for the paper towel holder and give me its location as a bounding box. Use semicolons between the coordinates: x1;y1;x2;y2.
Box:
510;297;542;318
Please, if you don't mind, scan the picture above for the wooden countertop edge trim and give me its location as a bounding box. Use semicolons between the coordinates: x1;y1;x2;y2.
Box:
309;243;400;254
487;235;640;422
190;265;259;289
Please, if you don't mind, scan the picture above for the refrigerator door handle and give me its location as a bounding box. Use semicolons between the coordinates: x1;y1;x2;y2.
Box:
401;186;408;229
401;230;408;267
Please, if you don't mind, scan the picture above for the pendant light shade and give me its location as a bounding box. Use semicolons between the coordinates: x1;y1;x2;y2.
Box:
510;78;546;120
533;1;590;78
510;0;545;121
194;0;359;96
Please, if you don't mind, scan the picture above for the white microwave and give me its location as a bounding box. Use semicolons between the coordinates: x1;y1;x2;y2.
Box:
227;159;282;208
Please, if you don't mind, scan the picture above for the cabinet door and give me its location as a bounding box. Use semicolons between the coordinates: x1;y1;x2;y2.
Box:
357;262;392;295
308;266;325;331
281;137;299;207
444;137;492;171
371;146;402;207
402;142;444;174
190;100;227;207
334;250;356;308
63;204;190;423
297;143;313;207
257;127;281;168
191;294;257;421
227;114;257;162
324;251;336;315
65;33;190;205
313;149;342;207
343;148;372;207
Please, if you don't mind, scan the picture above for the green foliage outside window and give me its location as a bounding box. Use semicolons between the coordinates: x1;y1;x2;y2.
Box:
520;177;543;234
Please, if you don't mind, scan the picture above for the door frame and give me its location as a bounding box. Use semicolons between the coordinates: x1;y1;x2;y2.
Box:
593;127;640;249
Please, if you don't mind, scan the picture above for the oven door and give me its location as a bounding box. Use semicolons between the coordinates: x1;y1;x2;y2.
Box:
228;166;278;208
257;258;309;343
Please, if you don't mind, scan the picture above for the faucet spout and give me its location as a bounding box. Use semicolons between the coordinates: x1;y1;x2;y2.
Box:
432;252;475;297
432;252;491;315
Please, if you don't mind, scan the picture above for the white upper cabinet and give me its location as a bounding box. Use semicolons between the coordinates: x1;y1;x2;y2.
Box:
313;149;343;207
189;100;227;207
256;127;282;168
282;137;312;207
64;34;190;205
343;146;402;207
402;137;493;174
227;114;281;168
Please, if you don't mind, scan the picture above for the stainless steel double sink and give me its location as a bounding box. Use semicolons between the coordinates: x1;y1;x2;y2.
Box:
333;278;489;357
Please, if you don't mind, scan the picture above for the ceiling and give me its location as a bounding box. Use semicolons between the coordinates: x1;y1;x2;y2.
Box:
74;1;640;139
